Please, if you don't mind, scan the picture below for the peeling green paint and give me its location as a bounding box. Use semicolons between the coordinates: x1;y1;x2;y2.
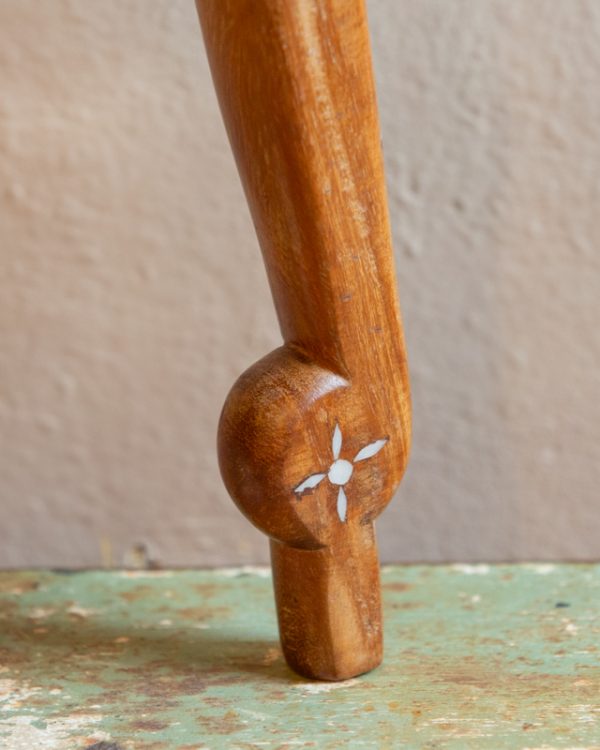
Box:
0;564;599;748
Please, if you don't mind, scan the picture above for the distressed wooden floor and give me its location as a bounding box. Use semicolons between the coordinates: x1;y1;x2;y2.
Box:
0;564;598;749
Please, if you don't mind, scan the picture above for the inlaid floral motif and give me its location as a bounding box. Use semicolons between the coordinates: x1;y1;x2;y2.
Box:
294;423;388;522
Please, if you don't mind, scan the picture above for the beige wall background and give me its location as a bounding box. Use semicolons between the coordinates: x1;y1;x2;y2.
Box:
1;0;599;568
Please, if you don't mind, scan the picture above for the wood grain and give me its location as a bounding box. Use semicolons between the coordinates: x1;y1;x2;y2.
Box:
196;0;411;680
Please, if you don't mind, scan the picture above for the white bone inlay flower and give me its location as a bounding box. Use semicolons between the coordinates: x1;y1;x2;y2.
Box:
294;423;388;522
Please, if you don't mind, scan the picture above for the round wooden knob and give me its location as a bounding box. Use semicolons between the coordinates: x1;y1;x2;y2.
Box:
218;346;399;549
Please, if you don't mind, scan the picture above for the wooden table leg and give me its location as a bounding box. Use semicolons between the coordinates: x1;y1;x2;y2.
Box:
196;0;411;681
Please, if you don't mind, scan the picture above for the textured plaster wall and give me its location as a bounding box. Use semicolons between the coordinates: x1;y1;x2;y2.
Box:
1;1;599;568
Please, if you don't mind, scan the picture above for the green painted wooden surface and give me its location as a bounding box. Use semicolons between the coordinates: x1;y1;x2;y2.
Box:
0;564;599;749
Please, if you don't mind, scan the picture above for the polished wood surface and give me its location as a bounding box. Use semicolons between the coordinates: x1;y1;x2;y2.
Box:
196;0;411;680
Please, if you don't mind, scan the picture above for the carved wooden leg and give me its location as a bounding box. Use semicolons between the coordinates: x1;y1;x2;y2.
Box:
196;0;411;681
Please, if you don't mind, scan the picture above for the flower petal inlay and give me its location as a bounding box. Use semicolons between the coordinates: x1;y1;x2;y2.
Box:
294;472;326;494
337;487;347;522
332;423;342;460
353;438;388;463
